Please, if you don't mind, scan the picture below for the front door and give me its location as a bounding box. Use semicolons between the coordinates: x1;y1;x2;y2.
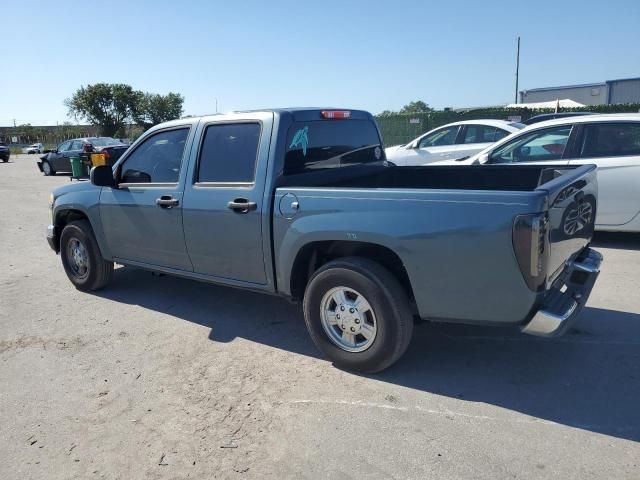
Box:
182;114;273;285
412;125;461;165
568;122;640;226
51;140;73;171
485;124;574;167
99;126;193;271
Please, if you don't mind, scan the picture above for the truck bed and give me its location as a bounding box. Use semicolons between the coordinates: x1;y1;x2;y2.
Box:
279;164;574;192
273;163;597;326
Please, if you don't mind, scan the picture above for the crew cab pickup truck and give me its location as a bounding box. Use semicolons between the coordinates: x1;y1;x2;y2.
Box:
46;108;603;372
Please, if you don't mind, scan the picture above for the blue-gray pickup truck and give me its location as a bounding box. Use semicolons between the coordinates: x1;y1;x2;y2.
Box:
46;108;602;372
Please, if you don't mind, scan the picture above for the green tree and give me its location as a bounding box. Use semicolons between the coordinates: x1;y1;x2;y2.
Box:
398;101;432;114
133;92;184;129
65;83;140;137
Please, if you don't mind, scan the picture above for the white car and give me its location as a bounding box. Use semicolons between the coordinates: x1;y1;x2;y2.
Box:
22;143;43;154
385;120;524;166
432;114;640;232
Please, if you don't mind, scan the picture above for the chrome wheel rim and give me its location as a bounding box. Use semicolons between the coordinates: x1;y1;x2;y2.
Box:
320;287;377;353
66;237;89;279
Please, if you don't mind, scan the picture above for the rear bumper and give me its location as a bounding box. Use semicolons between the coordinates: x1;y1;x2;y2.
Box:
522;247;602;337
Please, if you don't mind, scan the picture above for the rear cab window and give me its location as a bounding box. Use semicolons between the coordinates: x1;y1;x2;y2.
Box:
284;120;384;175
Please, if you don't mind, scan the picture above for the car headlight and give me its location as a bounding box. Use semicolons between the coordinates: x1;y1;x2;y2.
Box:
49;193;54;209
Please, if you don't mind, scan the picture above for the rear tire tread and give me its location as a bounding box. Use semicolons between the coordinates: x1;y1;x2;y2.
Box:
303;256;414;373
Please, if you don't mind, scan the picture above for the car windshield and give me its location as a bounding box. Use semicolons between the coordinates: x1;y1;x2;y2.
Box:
90;137;121;147
510;122;526;129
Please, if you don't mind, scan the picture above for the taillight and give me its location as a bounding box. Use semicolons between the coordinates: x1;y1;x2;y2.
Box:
83;143;93;153
512;213;548;291
321;110;351;119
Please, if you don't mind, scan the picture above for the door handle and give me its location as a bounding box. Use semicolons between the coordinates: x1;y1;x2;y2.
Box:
228;198;257;213
156;195;179;208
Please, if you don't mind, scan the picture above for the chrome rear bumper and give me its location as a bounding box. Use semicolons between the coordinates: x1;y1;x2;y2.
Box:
522;248;602;337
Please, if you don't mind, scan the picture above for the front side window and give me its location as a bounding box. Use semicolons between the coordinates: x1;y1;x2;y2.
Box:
197;123;261;183
284;120;383;175
70;140;84;150
120;128;189;184
418;126;459;148
58;141;72;152
489;125;572;163
580;123;640;158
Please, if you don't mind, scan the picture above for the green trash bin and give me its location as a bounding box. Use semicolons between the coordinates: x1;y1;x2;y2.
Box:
70;156;83;179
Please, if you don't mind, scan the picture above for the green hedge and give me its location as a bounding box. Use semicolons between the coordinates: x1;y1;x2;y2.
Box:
376;103;640;146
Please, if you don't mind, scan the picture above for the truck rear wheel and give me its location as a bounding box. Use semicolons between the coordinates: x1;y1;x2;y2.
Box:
60;220;113;291
303;257;414;373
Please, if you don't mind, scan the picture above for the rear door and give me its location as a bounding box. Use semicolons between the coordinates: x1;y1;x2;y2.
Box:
100;126;194;270
182;112;274;285
51;140;73;171
568;122;640;226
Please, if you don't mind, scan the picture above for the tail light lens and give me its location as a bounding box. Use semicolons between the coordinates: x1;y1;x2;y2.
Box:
512;213;548;291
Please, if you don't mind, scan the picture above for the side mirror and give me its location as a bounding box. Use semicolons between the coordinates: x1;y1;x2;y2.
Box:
476;152;490;165
90;165;117;187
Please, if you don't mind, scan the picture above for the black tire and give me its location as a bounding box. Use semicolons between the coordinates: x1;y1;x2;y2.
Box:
303;257;414;373
60;220;113;291
42;160;55;176
1;159;8;163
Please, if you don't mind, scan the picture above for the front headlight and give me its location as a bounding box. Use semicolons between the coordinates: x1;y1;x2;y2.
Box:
48;193;54;208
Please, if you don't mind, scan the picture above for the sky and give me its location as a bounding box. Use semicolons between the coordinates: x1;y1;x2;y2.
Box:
1;0;639;126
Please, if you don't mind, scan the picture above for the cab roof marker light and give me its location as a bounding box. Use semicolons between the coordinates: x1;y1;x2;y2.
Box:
321;110;351;119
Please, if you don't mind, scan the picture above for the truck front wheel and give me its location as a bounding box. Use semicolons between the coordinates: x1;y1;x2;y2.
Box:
303;257;414;373
60;220;113;291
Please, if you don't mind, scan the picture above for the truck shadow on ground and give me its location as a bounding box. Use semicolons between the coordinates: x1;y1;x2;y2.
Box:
592;231;640;251
95;265;640;443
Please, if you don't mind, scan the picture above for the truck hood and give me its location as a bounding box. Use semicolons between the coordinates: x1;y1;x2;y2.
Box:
53;180;100;198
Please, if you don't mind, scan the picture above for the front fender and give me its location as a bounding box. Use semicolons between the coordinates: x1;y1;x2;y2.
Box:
52;188;112;260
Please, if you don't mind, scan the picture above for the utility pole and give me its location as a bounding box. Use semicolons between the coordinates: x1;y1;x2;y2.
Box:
514;36;521;104
215;97;218;113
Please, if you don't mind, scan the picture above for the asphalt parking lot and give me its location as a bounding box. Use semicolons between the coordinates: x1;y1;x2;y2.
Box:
1;154;639;479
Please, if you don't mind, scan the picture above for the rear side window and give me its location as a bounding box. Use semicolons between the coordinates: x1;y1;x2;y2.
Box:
580;123;640;158
284;120;383;175
198;123;261;182
462;125;509;144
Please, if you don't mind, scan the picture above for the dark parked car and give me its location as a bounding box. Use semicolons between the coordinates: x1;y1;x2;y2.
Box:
38;137;128;176
0;143;10;162
523;112;594;125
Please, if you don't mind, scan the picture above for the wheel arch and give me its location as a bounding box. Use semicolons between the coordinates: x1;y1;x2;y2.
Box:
54;207;112;260
289;240;415;307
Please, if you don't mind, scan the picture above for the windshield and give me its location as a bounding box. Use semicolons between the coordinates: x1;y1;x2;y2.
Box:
510;122;526;129
90;137;122;147
284;120;384;175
